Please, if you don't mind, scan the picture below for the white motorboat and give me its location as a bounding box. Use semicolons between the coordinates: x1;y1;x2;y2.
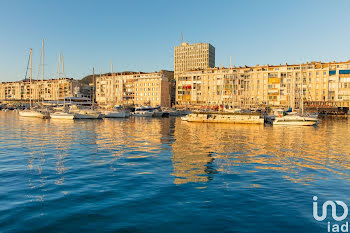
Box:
183;112;264;124
104;110;128;118
50;112;75;120
19;108;50;119
133;111;153;117
272;115;319;126
74;110;102;119
69;105;102;119
19;110;48;118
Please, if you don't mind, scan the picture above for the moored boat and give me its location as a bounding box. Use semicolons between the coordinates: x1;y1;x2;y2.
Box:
133;111;153;117
50;112;75;120
69;104;102;119
74;110;102;119
19;110;49;119
183;112;264;124
272;115;319;126
152;110;164;117
104;110;127;118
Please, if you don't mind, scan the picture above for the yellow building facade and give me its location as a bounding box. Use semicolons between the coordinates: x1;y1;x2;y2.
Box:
0;78;81;102
175;61;350;108
95;70;173;108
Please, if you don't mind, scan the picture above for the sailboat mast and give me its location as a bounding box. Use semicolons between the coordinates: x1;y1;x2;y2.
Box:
61;54;66;108
58;52;61;105
301;64;304;116
29;48;32;109
41;39;44;105
111;60;115;107
92;68;95;109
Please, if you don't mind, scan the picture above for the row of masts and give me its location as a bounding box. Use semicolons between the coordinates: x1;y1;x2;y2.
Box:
25;39;104;110
27;39;66;109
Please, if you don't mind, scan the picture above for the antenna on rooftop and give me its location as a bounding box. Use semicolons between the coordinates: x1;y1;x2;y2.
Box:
181;32;183;44
230;56;232;68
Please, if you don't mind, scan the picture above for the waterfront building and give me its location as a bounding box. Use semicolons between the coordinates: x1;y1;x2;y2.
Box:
175;61;350;109
174;42;215;73
95;70;174;108
0;78;87;103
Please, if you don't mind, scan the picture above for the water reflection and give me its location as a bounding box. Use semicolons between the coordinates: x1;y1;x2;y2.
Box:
2;112;350;191
172;120;265;184
95;117;171;158
172;118;350;185
2;112;350;232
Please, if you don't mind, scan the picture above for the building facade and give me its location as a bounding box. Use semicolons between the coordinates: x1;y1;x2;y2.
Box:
175;61;350;108
95;70;174;108
174;42;215;73
0;78;84;102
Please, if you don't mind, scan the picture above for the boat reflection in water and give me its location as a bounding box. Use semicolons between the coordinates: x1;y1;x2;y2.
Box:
19;113;350;187
10;111;350;188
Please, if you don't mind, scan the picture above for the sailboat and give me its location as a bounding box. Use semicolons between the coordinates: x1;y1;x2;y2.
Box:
102;61;129;118
19;46;49;119
72;67;102;119
50;52;75;120
272;65;319;126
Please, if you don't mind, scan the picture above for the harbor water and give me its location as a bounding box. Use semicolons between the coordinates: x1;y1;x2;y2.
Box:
1;111;350;232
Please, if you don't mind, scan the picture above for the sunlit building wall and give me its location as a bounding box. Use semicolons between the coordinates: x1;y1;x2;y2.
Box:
175;61;350;108
0;78;82;102
174;42;215;73
95;70;173;107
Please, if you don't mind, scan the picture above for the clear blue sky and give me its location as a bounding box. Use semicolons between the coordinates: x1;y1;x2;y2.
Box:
0;0;349;82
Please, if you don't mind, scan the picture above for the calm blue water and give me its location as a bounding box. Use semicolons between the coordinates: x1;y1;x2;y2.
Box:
1;111;350;233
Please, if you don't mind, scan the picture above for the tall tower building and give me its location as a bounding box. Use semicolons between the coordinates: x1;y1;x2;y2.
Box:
174;42;215;73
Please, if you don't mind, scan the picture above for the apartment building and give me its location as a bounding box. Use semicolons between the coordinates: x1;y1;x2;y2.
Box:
174;42;215;73
95;70;174;108
175;61;350;108
0;78;83;102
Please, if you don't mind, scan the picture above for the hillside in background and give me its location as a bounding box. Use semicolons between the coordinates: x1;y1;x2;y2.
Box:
79;70;174;84
79;74;100;85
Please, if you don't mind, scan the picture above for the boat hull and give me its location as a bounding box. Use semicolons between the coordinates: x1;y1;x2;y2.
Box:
50;112;75;120
133;111;153;117
272;118;318;126
184;113;264;124
19;110;48;119
152;111;164;117
273;116;318;126
169;111;180;116
104;111;127;118
74;113;102;119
